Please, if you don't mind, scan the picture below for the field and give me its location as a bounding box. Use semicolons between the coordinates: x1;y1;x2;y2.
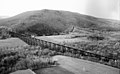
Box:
36;31;120;44
34;55;120;74
53;55;120;74
10;69;35;74
36;33;89;44
34;66;74;74
0;38;27;47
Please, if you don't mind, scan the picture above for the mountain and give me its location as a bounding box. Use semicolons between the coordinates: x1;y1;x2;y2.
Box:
0;9;120;35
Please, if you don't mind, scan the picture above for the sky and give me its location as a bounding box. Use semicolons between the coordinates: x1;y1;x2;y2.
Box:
0;0;120;20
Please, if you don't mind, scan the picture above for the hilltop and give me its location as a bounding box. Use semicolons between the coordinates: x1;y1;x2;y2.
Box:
0;9;120;35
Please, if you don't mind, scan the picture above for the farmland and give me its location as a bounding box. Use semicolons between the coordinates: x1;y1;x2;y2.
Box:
36;33;90;44
53;55;120;74
0;38;27;47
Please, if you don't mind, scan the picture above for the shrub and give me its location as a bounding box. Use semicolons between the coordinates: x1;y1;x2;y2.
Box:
87;34;105;41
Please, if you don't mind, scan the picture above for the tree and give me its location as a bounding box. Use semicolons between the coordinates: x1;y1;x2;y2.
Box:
87;34;104;41
0;26;11;39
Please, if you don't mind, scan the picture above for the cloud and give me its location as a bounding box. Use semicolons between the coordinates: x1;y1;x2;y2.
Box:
85;0;120;20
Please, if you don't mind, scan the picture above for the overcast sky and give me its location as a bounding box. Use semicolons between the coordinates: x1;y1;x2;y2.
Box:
0;0;119;20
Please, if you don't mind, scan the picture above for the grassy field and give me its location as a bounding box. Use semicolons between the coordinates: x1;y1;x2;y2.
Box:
0;38;28;47
34;66;74;74
10;69;35;74
53;55;120;74
36;34;89;44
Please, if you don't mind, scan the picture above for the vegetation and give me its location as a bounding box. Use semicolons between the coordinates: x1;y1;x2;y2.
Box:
0;26;11;39
66;40;120;68
87;34;105;41
0;46;57;74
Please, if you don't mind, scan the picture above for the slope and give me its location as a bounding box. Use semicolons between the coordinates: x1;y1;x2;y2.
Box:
0;9;120;36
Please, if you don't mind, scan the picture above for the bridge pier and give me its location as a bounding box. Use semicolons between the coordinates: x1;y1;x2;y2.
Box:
39;40;42;45
44;41;48;47
46;42;50;48
31;38;35;45
36;39;39;46
26;38;29;44
29;38;33;45
52;43;57;50
60;46;66;53
40;40;44;47
65;47;69;52
55;44;59;49
34;38;37;46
